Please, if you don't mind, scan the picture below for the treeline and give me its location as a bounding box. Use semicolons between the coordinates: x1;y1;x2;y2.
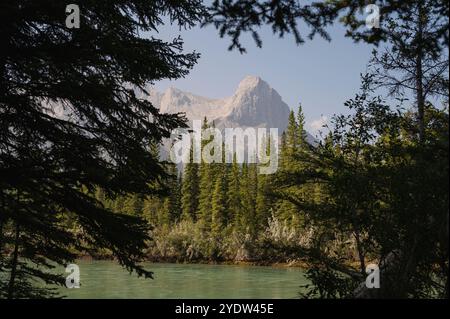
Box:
93;107;313;263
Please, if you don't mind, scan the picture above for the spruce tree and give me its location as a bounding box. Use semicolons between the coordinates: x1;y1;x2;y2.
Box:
211;169;228;236
227;153;241;229
276;109;300;222
163;154;181;224
197;118;213;230
237;162;249;233
256;135;275;229
170;173;183;223
297;103;307;148
279;131;288;170
247;160;258;237
181;142;200;222
0;1;206;297
286;110;298;157
239;159;257;237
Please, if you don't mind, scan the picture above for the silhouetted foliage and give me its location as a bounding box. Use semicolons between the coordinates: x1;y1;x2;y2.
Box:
204;0;448;52
278;75;449;298
0;1;205;298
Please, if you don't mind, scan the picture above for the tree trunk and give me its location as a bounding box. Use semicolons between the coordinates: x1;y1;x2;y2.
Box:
7;222;20;299
416;2;425;143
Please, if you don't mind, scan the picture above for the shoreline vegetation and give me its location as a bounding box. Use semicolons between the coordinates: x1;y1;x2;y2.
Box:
77;99;449;298
84;109;337;267
81;108;376;278
76;254;309;269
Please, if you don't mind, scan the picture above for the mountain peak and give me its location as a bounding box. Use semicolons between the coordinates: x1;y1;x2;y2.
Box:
237;75;267;91
150;76;292;132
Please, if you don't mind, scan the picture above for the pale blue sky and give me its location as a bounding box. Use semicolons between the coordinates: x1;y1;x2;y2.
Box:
151;22;375;135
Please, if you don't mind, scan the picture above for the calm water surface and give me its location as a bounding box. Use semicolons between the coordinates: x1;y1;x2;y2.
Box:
62;260;308;299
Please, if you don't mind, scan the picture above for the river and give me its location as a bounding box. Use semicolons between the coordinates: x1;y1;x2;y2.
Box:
61;260;308;299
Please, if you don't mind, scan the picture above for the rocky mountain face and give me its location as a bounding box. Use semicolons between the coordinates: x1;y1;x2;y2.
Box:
149;76;292;132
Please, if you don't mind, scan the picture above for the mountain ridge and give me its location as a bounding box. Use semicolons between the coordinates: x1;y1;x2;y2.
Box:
149;76;291;131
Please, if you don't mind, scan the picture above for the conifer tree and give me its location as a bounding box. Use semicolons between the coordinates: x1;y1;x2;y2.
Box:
247;161;258;237
236;162;249;232
181;142;200;222
297;103;307;148
164;158;181;224
170;173;183;223
142;196;162;226
211;169;228;236
123;194;144;216
239;158;258;237
197;118;213;230
158;198;172;226
276;109;299;222
227;153;241;229
279;131;288;170
0;1;206;297
286;110;298;158
256;135;275;229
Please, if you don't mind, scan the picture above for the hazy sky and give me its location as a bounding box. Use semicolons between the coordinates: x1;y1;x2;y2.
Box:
151;21;375;135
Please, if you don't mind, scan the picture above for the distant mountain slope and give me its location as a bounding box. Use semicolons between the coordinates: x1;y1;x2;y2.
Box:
149;75;315;143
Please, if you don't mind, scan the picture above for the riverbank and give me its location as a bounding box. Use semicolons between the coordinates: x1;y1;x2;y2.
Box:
76;253;309;269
